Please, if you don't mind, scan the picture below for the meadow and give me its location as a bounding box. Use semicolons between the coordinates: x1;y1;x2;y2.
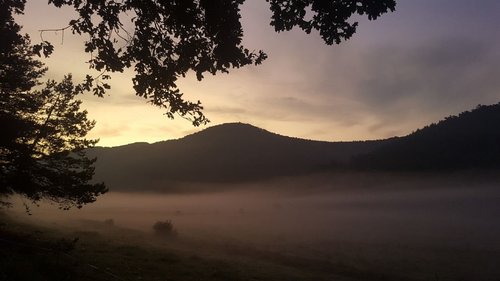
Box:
3;172;500;281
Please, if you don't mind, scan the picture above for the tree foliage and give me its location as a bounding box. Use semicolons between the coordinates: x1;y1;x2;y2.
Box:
0;0;106;209
1;0;396;207
41;0;395;125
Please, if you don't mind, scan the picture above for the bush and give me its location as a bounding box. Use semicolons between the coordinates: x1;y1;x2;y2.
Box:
50;237;79;253
153;220;177;237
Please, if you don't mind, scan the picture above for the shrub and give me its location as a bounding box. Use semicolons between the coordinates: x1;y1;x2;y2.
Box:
50;237;79;253
153;220;178;237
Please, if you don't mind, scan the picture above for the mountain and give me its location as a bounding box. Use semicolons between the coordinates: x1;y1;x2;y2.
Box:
351;103;500;170
87;123;383;191
88;103;500;191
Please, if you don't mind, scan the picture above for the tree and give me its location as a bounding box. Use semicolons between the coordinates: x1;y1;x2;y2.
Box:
1;0;395;208
39;0;396;125
0;0;106;210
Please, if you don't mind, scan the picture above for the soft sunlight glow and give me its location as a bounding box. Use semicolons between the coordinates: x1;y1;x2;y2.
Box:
18;0;500;147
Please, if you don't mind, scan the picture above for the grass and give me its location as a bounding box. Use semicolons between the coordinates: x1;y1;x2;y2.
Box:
2;212;500;281
0;214;347;281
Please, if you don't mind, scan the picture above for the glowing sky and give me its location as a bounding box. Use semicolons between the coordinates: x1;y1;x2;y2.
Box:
18;0;500;147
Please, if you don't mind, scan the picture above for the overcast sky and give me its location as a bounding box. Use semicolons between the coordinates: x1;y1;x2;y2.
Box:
19;0;500;146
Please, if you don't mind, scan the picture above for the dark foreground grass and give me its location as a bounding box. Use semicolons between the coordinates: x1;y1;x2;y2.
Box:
2;213;500;281
0;214;368;281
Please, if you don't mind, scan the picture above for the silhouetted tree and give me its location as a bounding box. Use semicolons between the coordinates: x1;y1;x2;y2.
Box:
35;0;395;125
0;1;106;209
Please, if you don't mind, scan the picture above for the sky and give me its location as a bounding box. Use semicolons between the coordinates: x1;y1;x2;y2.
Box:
18;0;500;147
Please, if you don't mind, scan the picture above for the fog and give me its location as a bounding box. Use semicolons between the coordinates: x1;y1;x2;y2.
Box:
11;172;500;248
7;172;500;280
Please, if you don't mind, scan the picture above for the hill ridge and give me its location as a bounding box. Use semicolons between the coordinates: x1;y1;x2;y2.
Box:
88;102;500;191
352;102;500;170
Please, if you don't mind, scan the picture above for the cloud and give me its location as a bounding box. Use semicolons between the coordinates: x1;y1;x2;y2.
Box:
19;0;500;145
265;0;500;138
92;124;129;138
206;106;247;115
349;37;500;130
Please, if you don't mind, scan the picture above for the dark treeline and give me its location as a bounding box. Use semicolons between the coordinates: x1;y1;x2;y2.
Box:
351;103;500;171
87;103;500;191
88;123;383;190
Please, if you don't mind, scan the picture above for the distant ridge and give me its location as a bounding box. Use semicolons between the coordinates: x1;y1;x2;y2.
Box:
147;122;339;147
88;122;383;191
88;102;500;191
352;102;500;170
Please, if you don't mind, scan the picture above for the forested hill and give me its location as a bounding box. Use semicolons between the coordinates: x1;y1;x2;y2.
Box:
88;123;383;191
88;103;500;191
351;103;500;170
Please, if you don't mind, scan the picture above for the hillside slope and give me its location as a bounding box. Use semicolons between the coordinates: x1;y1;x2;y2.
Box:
352;103;500;170
88;103;500;191
88;123;382;190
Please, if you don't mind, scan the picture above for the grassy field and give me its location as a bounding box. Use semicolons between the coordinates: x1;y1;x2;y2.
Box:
0;213;384;281
2;210;500;281
3;176;500;281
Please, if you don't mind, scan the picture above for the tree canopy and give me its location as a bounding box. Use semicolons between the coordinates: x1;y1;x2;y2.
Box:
0;0;106;209
41;0;396;125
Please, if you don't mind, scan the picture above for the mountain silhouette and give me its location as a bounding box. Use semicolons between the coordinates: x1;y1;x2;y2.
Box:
88;103;500;191
351;103;500;170
88;123;383;190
